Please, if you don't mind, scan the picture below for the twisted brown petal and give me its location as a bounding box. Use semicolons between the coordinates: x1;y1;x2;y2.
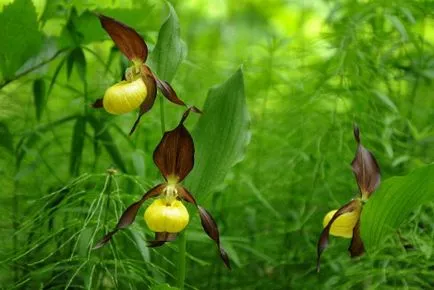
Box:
156;79;186;107
317;200;360;272
349;220;364;257
129;65;158;135
178;187;231;269
351;126;381;198
153;108;197;182
147;232;178;247
93;183;164;249
99;14;148;62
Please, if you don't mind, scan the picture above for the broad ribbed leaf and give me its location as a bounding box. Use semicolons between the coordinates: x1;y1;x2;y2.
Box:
361;164;434;253
185;69;250;196
149;3;186;82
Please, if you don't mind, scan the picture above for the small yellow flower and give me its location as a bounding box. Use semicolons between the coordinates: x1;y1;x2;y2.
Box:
144;199;189;233
103;78;147;115
317;126;381;272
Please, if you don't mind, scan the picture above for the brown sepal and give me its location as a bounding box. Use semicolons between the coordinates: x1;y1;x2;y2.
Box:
153;109;196;182
198;206;231;269
93;183;164;249
129;65;157;135
99;14;148;62
156;79;186;107
147;232;177;247
92;98;103;109
348;220;365;257
178;186;197;205
316;200;359;272
351;126;381;198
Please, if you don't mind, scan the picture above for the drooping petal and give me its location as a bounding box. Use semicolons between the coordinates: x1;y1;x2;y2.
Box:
178;186;231;268
147;232;178;247
348;220;364;257
99;14;148;62
156;79;186;106
129;65;157;135
153;108;197;182
351;126;381;199
93;183;164;249
316;199;361;272
198;206;231;269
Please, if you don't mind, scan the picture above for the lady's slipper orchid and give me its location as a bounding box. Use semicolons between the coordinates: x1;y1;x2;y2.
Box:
316;126;381;272
92;15;195;135
94;108;230;268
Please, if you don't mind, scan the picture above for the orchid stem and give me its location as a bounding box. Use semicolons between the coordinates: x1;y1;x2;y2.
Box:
176;231;187;290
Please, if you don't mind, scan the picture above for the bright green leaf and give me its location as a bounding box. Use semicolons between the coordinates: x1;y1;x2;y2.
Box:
0;0;43;80
361;164;434;253
149;3;186;82
185;69;251;197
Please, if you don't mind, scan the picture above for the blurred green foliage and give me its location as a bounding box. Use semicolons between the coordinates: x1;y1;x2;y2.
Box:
1;0;434;289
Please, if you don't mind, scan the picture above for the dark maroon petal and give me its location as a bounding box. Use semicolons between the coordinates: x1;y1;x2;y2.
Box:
92;98;103;109
177;186;197;205
147;232;177;247
93;184;164;249
156;79;186;106
99;14;148;62
198;206;231;269
153;108;197;181
316;200;359;272
129;65;157;135
351;126;381;198
93;229;118;249
348;220;365;257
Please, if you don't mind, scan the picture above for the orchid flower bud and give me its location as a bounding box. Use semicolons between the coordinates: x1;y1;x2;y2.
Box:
103;77;147;115
144;199;189;233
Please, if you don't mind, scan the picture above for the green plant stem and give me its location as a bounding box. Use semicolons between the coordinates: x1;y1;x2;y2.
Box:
176;232;187;290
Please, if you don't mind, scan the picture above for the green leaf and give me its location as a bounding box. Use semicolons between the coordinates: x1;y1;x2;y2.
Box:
150;284;178;290
361;164;434;252
66;48;86;82
0;122;13;153
33;78;46;122
185;69;250;196
149;3;186;82
88;116;127;173
0;0;43;80
69;116;87;176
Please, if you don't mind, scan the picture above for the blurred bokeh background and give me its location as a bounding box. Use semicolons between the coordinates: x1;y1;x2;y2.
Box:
1;0;434;289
